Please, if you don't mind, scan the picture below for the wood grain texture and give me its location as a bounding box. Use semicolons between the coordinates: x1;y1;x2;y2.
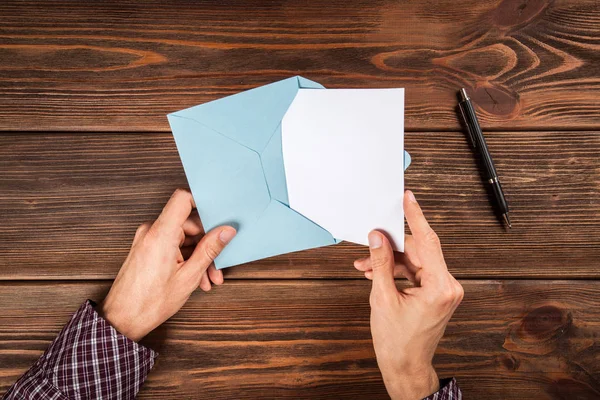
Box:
0;0;599;131
1;132;598;280
0;280;599;399
1;2;599;398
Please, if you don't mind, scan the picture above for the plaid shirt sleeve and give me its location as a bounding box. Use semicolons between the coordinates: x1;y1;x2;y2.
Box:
3;301;157;400
423;378;462;400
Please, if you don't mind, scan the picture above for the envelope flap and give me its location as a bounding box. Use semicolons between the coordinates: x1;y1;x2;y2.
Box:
170;76;321;152
297;76;325;90
260;124;289;205
215;200;336;269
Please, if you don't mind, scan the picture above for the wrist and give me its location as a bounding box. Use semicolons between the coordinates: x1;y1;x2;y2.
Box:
383;365;439;400
97;297;145;342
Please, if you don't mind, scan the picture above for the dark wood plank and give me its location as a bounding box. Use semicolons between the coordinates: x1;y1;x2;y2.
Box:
0;280;599;399
0;0;599;131
1;132;598;280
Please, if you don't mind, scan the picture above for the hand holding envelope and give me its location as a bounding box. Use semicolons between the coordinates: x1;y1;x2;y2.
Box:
168;76;409;269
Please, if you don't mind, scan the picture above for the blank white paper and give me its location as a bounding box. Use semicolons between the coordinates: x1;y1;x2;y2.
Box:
282;88;405;251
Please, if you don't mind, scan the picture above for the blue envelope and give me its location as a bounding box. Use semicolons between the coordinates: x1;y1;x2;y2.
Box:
168;76;410;269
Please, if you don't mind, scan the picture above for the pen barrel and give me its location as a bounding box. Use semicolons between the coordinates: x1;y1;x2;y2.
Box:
459;99;499;179
489;178;509;214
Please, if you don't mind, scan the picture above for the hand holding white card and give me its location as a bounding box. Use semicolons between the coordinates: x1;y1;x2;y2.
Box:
282;88;405;251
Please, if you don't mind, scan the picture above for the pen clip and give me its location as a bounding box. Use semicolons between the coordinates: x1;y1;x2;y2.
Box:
459;104;477;148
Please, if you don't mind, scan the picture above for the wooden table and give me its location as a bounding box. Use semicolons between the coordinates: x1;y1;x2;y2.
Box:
1;1;599;398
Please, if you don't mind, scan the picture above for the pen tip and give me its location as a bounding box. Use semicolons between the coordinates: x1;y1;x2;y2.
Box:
503;213;512;229
459;88;469;102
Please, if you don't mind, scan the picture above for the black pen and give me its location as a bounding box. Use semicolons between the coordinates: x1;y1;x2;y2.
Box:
458;88;511;229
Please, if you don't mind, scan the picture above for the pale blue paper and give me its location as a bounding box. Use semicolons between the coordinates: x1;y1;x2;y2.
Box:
168;76;411;269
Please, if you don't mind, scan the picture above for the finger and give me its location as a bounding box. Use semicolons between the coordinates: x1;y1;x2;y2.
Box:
207;264;224;285
198;272;211;292
368;230;398;295
355;255;414;275
182;210;204;237
154;189;195;234
404;190;447;272
361;256;417;284
178;228;186;247
132;222;152;246
354;247;419;275
353;256;372;272
354;239;421;281
364;262;417;284
404;190;434;242
184;226;236;276
403;235;422;270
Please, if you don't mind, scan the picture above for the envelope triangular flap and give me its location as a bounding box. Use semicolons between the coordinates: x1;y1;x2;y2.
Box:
215;199;336;269
297;76;325;90
260;124;289;205
171;76;322;152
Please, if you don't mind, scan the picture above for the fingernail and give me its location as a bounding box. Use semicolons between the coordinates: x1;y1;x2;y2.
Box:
368;231;382;249
406;190;416;203
219;227;236;244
